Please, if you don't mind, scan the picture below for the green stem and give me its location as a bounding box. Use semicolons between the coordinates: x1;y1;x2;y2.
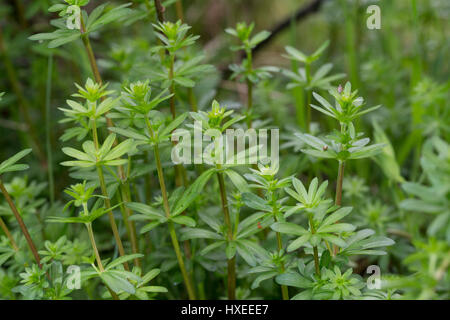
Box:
308;216;320;276
0;216;18;251
0;26;46;164
169;54;176;119
86;222;104;272
0;179;41;267
335;160;345;207
85;220;119;300
145;117;196;300
333;160;345;256
91;119;128;270
304;62;312;133
45;53;55;205
245;48;253;128
120;186;141;267
187;88;198;112
216;167;236;300
175;0;184;21
272;201;288;300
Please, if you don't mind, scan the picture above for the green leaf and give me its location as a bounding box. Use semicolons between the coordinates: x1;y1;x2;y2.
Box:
242;192;271;212
320;207;353;228
224;169;249;193
276;272;311;288
250;30;270;46
100;271;135;294
172;168;215;216
226;241;237;259
317;223;355;234
251;271;278;289
104;139;134;161
126;202;165;219
0;149;32;174
285;46;307;63
179;228;222;241
287;234;311;252
106;254;144;270
170;215;196;227
48;33;81;48
271;222;307;236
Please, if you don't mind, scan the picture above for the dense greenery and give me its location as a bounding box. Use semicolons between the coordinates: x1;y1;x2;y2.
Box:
0;0;448;300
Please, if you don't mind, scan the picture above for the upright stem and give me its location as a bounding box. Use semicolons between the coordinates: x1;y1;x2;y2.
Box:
335;161;345;207
245;49;253;128
0;26;46;164
0;179;41;267
145;117;196;300
120;186;140;267
154;0;165;22
0;216;19;251
169;54;176;119
45;54;55;204
96;166;128;270
332;160;345;256
304;62;312;133
273;216;289;300
216;166;236;300
80;15;140;267
308;216;320;276
187;88;198;112
92;120;128;270
86;223;104;272
85;221;119;300
175;0;184;21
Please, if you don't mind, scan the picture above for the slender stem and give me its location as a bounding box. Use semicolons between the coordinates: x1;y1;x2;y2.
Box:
145;117;196;299
332;160;345;256
245;48;253;128
187;88;198;112
120;186;141;267
175;0;184;21
0;26;46;164
96;166;128;269
0;179;41;267
169;54;176;119
308;216;320;276
335;161;345;206
86;223;104;272
0;216;18;251
45;54;55;204
304;62;312;133
85;220;119;300
272;199;289;300
154;0;165;22
91;120;128;270
216;167;236;300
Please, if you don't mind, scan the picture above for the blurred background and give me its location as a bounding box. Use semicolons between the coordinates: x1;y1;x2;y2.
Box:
0;0;449;198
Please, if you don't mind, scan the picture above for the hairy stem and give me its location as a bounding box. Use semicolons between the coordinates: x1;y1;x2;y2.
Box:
0;179;41;267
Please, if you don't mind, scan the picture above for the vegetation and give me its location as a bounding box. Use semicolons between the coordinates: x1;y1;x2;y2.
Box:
0;0;448;300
